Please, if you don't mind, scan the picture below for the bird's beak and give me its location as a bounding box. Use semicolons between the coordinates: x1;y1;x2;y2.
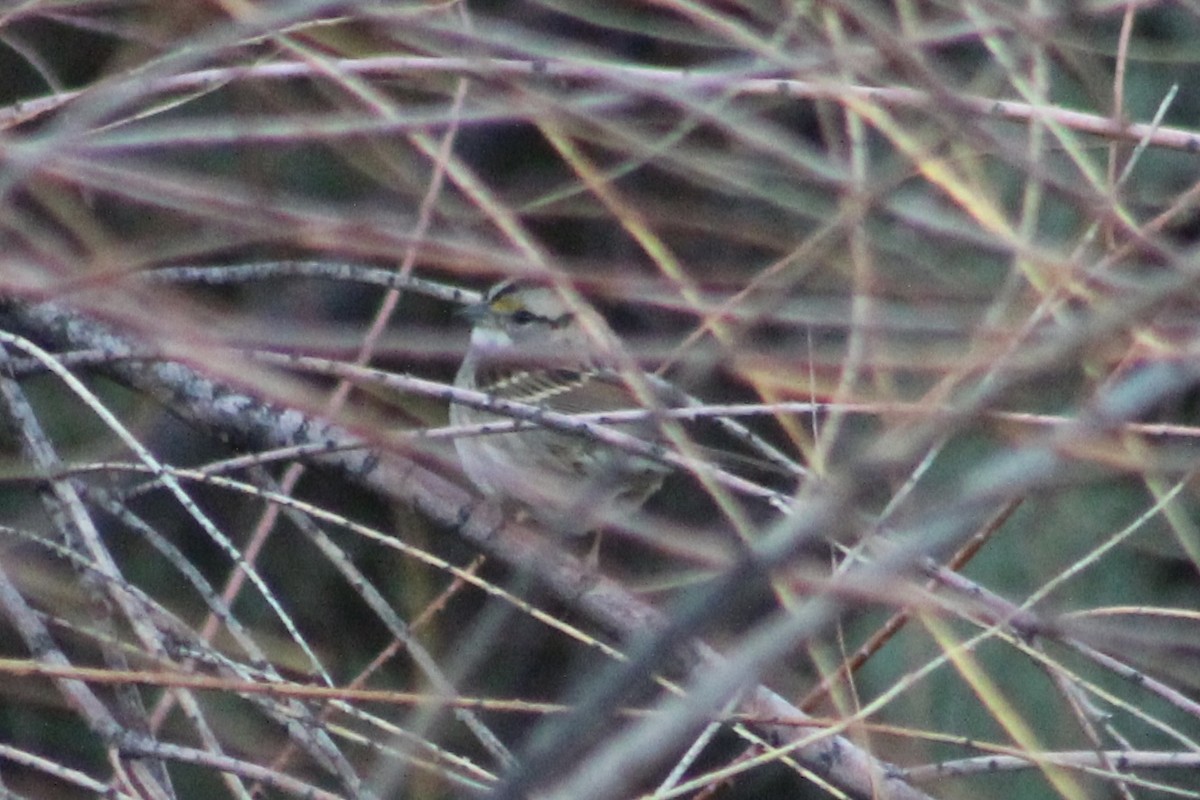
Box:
457;298;490;323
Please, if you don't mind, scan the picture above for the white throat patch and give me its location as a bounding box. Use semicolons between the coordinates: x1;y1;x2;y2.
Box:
470;325;514;354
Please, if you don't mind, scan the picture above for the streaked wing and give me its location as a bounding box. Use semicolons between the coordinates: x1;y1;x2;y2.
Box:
477;366;646;415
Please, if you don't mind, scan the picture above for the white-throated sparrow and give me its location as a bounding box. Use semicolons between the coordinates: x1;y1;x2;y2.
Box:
450;279;669;535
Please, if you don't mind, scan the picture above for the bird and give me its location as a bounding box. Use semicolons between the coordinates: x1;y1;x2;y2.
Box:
450;278;670;541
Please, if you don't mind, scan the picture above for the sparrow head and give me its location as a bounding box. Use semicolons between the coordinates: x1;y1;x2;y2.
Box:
464;279;582;354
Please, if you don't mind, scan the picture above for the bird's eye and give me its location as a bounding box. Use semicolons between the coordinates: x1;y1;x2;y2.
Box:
511;309;536;325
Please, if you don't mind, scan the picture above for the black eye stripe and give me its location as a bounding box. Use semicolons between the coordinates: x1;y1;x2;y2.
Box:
507;309;573;327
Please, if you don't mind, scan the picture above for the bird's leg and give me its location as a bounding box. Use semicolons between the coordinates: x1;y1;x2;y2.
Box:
585;529;604;572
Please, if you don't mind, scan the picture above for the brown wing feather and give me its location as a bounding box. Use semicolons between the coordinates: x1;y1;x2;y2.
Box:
477;366;645;414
